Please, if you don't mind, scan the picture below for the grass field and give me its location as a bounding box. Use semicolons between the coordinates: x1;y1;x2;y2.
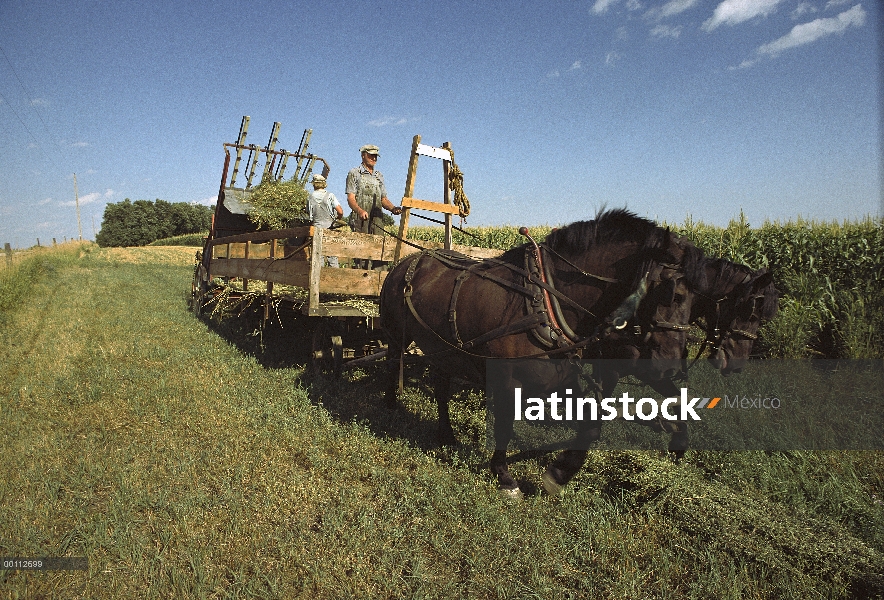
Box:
1;242;882;598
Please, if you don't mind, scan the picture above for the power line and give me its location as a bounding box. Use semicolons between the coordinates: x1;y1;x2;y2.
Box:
0;86;44;151
0;44;55;144
0;44;68;186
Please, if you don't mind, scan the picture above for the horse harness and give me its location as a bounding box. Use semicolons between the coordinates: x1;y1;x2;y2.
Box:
696;269;764;356
400;242;692;361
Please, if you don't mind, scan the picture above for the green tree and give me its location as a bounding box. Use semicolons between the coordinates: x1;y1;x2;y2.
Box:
96;199;214;247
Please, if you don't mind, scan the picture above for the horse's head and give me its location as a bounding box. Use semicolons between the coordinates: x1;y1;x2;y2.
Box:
570;226;704;382
543;212;705;382
696;262;778;374
621;231;704;380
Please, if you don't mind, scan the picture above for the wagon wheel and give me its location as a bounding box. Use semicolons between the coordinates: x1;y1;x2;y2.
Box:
312;321;344;377
191;253;208;317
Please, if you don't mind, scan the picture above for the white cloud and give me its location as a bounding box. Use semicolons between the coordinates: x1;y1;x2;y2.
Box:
37;198;52;206
546;69;561;78
71;141;89;147
646;0;700;20
592;0;641;14
592;0;619;14
703;0;786;31
30;98;49;107
792;2;817;18
728;58;759;69
757;4;866;55
368;116;409;127
192;196;217;206
605;50;621;65
825;0;851;9
569;60;582;70
650;24;683;37
61;188;113;207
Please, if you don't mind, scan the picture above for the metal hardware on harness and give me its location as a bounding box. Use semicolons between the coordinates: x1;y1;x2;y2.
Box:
519;227;575;348
697;270;762;351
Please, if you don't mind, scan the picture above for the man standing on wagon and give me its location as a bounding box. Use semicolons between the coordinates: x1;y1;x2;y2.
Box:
306;173;344;267
346;144;402;268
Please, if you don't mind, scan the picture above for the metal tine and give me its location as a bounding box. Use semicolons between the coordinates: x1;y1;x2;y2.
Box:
229;116;250;188
293;129;312;184
261;122;281;184
275;150;289;181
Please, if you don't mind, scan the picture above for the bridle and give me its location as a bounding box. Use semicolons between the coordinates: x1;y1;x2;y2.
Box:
695;269;764;356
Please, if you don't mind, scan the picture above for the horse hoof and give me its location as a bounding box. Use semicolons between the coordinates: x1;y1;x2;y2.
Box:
438;434;458;447
499;487;523;502
541;471;565;496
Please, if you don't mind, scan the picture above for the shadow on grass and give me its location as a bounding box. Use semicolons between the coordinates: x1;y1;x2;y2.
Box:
192;297;497;473
201;301;315;369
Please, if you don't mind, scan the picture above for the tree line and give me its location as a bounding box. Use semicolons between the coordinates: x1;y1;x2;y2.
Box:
96;199;213;247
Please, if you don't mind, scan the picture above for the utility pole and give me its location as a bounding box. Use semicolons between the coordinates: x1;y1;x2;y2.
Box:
73;173;83;241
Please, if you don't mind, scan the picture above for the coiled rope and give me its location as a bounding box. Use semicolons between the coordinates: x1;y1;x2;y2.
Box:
447;148;471;219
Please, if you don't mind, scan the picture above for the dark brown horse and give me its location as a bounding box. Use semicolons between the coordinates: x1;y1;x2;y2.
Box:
692;259;778;374
380;209;707;498
553;257;779;495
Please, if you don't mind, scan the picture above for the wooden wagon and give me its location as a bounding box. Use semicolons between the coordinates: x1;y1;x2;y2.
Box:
192;118;502;374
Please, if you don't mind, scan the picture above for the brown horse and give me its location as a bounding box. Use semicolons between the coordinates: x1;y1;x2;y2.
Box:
379;209;707;498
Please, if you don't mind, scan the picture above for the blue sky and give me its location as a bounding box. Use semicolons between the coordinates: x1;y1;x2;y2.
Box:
0;0;880;248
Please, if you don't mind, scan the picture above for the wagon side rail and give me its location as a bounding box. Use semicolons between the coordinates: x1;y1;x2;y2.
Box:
205;227;504;316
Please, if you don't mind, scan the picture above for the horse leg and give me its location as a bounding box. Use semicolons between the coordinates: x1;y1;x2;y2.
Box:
384;347;402;410
431;371;457;446
488;379;522;500
647;377;690;463
542;425;601;496
542;365;601;496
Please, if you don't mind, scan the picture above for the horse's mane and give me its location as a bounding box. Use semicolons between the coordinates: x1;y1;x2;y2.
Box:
544;208;707;290
544;208;660;253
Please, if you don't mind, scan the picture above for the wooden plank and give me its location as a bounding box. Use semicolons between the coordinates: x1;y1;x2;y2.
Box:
321;229;387;260
309;229;323;314
403;135;421;201
442;141;452;251
210;226;314;245
317;268;388;297
391;239;504;261
209;257;309;286
243;241;250;290
451;244;505;260
396;207;412;262
401;197;461;215
416;143;451;161
264;240;275;321
216;241;272;259
306;304;376;317
395;135;421;263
